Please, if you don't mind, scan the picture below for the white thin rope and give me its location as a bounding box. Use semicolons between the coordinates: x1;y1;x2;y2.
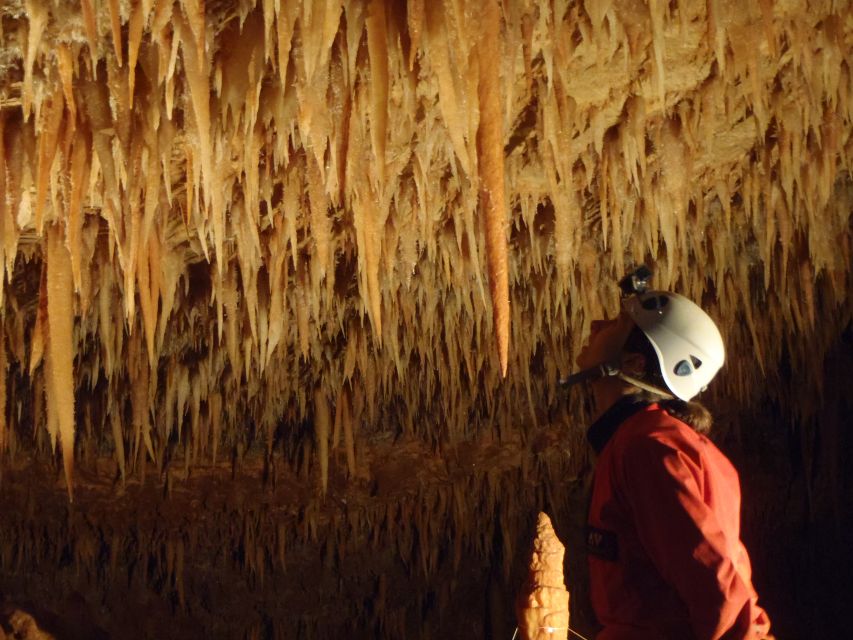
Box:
540;626;592;640
511;625;592;640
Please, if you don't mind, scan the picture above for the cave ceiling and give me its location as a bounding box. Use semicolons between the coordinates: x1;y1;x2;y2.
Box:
0;0;850;507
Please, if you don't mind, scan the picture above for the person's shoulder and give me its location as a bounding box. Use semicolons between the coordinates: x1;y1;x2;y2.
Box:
617;405;702;455
622;404;692;439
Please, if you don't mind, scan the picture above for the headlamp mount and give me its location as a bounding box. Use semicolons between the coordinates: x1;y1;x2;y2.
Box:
558;265;654;391
618;265;652;298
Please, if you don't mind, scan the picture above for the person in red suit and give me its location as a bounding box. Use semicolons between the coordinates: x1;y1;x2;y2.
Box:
567;271;772;640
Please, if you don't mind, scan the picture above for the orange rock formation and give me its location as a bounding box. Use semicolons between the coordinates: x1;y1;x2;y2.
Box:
517;512;571;640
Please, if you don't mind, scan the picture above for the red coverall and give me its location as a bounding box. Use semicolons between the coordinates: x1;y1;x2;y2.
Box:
587;401;771;640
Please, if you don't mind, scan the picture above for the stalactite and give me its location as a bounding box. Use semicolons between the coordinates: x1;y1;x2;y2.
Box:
129;332;154;466
107;0;124;67
362;1;389;186
0;117;7;297
477;0;511;378
110;397;126;486
315;387;330;496
45;224;76;500
34;85;64;236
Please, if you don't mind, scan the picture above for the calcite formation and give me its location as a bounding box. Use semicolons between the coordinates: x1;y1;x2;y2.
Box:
0;605;56;640
517;512;571;640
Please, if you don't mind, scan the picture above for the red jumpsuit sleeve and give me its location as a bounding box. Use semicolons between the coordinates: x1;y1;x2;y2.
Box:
619;437;757;640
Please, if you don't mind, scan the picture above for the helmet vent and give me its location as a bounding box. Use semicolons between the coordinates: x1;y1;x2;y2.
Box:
690;356;703;369
674;360;693;376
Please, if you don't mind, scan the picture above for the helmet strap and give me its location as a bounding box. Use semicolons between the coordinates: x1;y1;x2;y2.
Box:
616;371;674;400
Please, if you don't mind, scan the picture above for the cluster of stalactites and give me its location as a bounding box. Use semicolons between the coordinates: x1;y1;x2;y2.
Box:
0;0;850;498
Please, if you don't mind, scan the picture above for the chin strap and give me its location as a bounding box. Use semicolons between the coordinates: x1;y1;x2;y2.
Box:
615;371;674;400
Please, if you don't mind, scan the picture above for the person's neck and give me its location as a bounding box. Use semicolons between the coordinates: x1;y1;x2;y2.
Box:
590;378;640;421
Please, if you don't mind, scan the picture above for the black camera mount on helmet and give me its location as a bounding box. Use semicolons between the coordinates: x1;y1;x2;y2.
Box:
618;265;652;298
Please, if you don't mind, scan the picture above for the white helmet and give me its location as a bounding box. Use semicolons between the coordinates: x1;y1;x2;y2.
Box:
623;291;725;401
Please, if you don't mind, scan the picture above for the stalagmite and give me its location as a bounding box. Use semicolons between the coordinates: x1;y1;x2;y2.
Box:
516;512;570;640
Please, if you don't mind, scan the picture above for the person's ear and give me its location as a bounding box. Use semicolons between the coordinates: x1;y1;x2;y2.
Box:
620;352;646;377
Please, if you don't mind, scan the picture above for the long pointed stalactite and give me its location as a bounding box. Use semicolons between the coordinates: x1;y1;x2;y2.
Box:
477;0;511;378
0;0;851;637
45;223;75;501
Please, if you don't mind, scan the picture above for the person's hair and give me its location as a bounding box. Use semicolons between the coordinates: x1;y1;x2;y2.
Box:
621;326;713;434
